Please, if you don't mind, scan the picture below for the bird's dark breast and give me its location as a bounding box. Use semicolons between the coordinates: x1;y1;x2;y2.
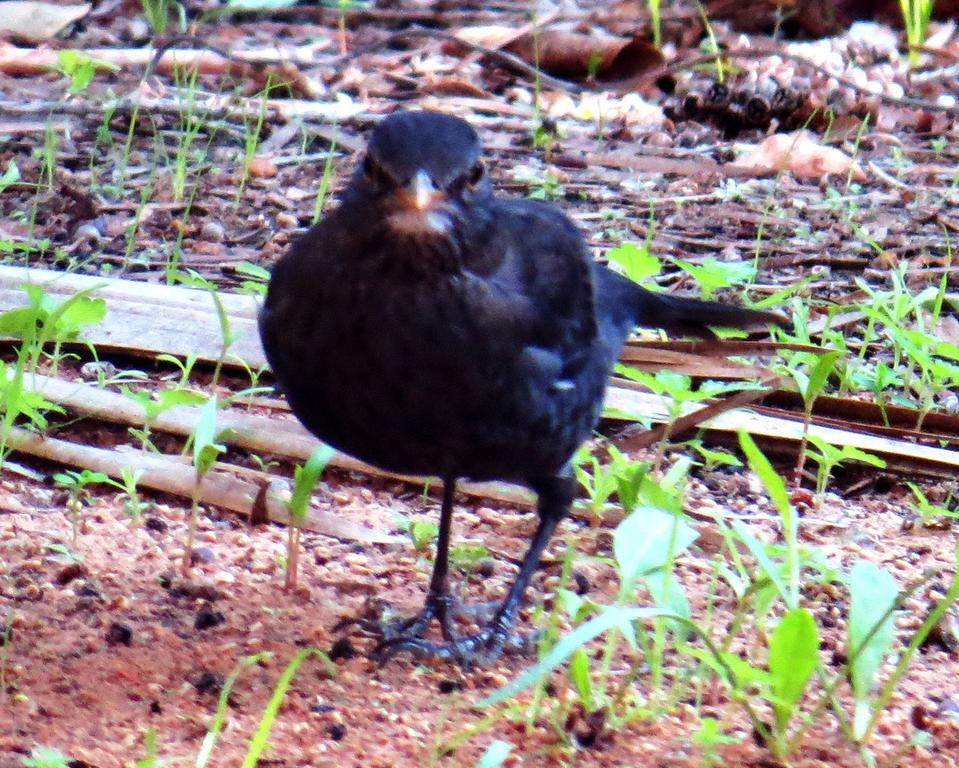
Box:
260;233;606;482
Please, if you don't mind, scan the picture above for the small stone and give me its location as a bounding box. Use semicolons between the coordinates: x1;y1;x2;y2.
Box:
21;583;42;601
572;570;590;595
109;595;130;611
248;156;278;178
438;679;461;694
144;515;167;533
329;637;356;661
124;16;151;41
106;622;133;646
79;361;117;380
190;547;215;565
192;671;224;695
194;607;226;632
200;221;225;242
73;222;104;244
275;212;299;230
56;563;87;585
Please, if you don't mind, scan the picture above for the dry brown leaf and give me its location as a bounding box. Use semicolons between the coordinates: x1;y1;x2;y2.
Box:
730;131;867;182
619;345;770;380
417;76;489;98
247;155;279;178
450;24;520;51
506;28;663;83
0;1;89;43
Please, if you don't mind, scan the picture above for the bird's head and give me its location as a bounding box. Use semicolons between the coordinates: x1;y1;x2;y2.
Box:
351;111;491;237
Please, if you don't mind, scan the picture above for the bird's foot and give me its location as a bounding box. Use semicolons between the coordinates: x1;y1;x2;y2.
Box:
375;618;538;669
334;595;500;644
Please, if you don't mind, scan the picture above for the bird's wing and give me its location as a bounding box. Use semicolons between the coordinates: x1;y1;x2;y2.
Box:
463;197;599;380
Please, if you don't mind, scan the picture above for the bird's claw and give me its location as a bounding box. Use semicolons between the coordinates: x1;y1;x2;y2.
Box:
336;596;500;644
374;623;539;669
335;595;536;668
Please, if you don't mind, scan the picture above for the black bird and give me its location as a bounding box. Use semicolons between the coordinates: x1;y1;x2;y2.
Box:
259;110;784;666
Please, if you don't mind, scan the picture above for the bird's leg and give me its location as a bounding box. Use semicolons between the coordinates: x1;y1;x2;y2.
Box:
377;474;573;668
339;479;461;642
391;478;459;640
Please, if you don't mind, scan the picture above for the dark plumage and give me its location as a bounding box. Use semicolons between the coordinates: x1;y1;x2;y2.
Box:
260;110;785;666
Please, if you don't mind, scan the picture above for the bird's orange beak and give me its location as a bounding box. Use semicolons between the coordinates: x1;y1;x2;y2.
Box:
398;169;444;211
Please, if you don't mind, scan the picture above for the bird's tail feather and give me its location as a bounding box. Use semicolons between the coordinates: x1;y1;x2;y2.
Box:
593;264;786;339
632;290;787;339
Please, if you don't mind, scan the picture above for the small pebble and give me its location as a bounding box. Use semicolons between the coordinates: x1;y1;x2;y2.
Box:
194;607;226;632
192;671;224;695
190;547;216;565
79;361;117;380
106;622;133;646
20;583;42;601
572;570;590;595
144;515;167;533
329;637;356;661
73;222;104;244
200;221;225;242
276;212;300;230
248;156;278;178
56;563;87;585
438;679;462;694
124;17;151;41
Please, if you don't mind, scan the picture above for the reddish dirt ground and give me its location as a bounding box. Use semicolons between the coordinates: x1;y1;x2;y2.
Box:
2;1;959;766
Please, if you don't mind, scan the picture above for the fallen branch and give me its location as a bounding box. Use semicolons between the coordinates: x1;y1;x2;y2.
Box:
0;42;335;77
4;424;399;544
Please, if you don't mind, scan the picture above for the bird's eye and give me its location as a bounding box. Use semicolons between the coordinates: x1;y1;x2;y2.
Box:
465;161;485;189
363;155;392;187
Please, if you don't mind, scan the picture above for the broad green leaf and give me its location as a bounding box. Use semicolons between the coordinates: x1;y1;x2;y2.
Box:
192;396;224;474
644;569;691;618
685;646;769;689
0;161;20;192
606;242;661;283
849;561;897;738
769;608;819;731
288;444;335;522
801;350;843;403
739;430;791;519
156;388;207;412
234;261;271;280
568;648;595;712
613;505;698;593
56;297;106;332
